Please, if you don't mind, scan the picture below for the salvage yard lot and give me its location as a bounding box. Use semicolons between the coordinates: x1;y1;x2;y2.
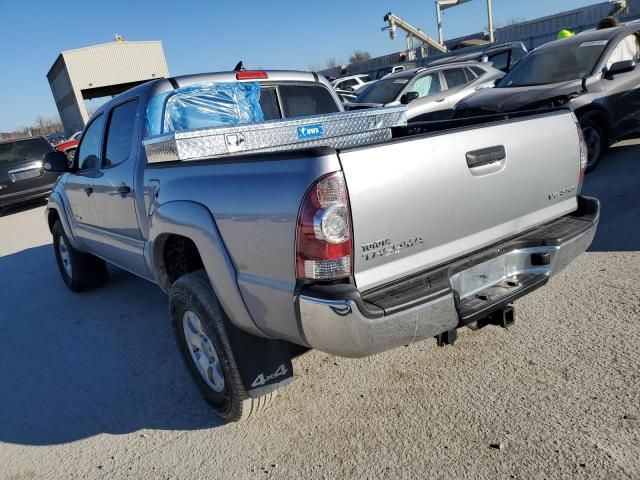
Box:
1;142;639;480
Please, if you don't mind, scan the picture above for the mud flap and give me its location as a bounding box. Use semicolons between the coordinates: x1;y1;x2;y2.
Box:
223;316;295;398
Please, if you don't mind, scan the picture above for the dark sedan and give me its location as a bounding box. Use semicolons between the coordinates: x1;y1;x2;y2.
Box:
0;137;61;211
455;24;640;171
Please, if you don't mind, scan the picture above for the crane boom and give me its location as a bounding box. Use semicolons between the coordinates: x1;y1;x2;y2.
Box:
383;12;448;54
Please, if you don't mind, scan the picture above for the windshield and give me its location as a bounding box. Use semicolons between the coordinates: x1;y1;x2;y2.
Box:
499;40;608;87
0;138;52;166
354;76;411;104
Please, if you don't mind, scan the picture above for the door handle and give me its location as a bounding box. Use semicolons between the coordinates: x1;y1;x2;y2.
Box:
83;186;93;195
435;98;446;103
466;146;506;168
116;184;131;195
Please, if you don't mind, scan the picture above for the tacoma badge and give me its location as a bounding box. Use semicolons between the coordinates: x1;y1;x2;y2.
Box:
361;236;424;261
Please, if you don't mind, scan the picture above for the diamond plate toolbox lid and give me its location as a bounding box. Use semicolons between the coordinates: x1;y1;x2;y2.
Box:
143;106;407;163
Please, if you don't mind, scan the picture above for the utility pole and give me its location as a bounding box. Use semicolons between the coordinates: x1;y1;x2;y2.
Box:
436;4;444;45
487;0;495;43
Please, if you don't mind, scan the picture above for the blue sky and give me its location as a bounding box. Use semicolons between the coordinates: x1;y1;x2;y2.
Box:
0;0;598;131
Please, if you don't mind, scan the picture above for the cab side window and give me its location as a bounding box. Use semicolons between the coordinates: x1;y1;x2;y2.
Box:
606;34;640;69
103;99;139;168
75;114;104;172
443;68;469;89
488;51;510;72
410;73;442;98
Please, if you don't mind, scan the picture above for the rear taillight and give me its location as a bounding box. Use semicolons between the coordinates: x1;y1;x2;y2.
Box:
576;121;588;192
296;172;352;280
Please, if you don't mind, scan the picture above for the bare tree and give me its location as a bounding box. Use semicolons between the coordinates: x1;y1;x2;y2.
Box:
348;50;372;64
324;57;340;69
1;116;64;140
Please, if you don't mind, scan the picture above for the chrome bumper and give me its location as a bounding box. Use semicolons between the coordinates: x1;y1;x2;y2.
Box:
298;197;599;358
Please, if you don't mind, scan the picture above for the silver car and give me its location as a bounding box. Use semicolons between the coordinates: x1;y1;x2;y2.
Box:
348;61;504;121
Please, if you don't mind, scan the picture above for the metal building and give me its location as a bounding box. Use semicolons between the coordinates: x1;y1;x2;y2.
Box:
495;0;640;49
47;39;169;135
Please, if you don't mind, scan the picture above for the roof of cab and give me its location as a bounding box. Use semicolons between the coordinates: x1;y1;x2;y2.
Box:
91;70;326;120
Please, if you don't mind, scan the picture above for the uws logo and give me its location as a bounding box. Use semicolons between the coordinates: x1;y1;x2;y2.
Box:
361;236;424;261
299;126;320;136
297;124;324;139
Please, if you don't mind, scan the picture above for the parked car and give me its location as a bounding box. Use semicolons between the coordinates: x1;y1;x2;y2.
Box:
347;61;503;121
331;74;372;92
0;137;61;211
376;64;408;79
55;131;82;161
44;69;598;422
335;88;359;103
46;132;66;146
455;24;640;171
421;41;529;72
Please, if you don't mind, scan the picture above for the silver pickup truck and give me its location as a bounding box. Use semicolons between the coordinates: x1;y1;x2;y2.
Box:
43;70;599;422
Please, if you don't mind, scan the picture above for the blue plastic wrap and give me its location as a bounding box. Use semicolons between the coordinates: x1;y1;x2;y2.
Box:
145;81;264;137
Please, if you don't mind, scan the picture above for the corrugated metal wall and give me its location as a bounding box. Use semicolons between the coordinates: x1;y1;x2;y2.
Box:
47;41;169;134
495;0;640;49
63;41;168;91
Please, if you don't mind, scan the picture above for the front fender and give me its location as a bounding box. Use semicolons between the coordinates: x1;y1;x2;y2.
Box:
148;200;268;338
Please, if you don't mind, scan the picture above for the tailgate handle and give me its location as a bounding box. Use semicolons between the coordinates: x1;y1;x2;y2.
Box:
466;146;505;168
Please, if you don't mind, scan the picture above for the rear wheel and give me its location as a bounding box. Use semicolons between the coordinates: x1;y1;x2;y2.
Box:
169;270;276;422
580;116;607;173
52;220;108;292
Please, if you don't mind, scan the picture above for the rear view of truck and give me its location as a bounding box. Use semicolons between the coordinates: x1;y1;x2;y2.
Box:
297;110;598;357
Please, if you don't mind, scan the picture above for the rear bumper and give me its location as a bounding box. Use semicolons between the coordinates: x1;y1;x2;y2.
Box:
297;196;599;357
0;184;55;208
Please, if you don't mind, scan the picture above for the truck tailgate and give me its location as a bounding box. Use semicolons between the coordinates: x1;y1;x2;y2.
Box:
339;111;581;291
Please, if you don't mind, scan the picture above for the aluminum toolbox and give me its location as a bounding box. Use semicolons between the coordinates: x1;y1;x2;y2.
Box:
143;106;407;163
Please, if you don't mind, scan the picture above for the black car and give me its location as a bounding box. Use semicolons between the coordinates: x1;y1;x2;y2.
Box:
455;24;640;172
0;137;61;211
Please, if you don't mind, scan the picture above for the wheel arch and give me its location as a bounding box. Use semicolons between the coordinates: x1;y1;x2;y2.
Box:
46;192;82;250
574;106;611;142
148;200;266;337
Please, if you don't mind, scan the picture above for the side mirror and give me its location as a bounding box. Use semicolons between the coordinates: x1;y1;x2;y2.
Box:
605;60;636;79
400;91;419;104
43;151;70;173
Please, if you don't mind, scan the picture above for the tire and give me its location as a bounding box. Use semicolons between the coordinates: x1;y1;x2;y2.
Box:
580;115;608;173
169;270;276;422
52;220;108;292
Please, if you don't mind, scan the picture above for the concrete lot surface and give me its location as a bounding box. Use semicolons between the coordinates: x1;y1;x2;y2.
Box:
0;143;639;480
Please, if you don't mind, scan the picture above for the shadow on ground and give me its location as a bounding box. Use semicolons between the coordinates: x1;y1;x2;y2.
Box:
0;245;221;446
0;197;47;217
583;142;640;252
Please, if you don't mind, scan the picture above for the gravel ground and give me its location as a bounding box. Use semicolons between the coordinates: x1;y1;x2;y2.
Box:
0;142;639;480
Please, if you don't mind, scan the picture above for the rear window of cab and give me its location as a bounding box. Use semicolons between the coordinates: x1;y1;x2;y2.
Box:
145;82;340;137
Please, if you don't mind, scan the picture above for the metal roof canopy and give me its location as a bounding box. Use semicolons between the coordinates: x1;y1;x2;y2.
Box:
46;39;169;135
